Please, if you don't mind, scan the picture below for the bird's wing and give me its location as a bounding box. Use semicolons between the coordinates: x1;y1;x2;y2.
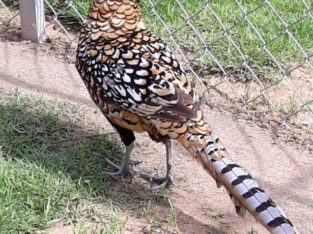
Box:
83;32;197;122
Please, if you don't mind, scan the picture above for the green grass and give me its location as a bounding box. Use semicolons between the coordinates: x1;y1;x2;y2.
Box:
0;90;126;233
30;0;313;79
0;90;176;233
140;0;313;78
4;0;312;79
143;198;179;233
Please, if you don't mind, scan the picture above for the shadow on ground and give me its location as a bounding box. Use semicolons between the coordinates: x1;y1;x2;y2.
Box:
0;98;228;233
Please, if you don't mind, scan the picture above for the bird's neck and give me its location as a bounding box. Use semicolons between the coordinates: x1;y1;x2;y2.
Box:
88;0;145;31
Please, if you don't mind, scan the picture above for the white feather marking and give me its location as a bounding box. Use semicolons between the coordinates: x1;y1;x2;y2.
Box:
212;161;225;173
140;88;147;95
245;196;260;212
267;206;281;219
102;65;108;72
140;58;149;67
127;98;135;104
271;227;286;234
115;85;126;97
221;157;233;165
125;68;134;74
134;78;147;85
164;49;171;57
122;51;133;59
242;179;260;190
162;56;171;64
189;134;195;141
222;168;238;184
205;146;216;155
233;183;249;196
112;49;120;59
115;73;121;79
232;167;249;177
136;70;149;76
198;137;204;145
127;89;142;102
254;191;268;204
280;224;297;234
153;52;161;59
123;74;131;83
259;210;275;226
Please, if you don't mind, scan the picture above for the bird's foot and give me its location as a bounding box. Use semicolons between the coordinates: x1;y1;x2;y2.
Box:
139;174;172;190
105;159;138;177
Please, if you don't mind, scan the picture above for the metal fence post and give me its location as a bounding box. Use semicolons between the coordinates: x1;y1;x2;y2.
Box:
19;0;45;42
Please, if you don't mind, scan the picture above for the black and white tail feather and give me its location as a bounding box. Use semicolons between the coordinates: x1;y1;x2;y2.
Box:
179;129;298;234
213;158;297;234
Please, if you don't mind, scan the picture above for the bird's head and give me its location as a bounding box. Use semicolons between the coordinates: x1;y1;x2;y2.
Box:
88;0;144;31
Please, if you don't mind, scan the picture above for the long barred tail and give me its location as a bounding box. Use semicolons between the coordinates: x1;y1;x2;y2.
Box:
211;157;297;234
177;124;298;234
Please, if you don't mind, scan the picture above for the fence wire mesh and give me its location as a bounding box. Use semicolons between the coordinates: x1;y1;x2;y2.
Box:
0;0;312;127
0;1;19;27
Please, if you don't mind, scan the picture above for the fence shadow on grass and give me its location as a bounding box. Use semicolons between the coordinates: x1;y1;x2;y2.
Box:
0;96;228;234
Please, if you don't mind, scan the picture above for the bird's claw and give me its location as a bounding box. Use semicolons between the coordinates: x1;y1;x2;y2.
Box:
104;159;137;177
105;159;171;190
129;160;143;166
139;174;172;190
104;170;135;177
105;159;120;169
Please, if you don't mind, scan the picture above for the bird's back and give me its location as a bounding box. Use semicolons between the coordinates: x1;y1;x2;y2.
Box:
76;0;201;133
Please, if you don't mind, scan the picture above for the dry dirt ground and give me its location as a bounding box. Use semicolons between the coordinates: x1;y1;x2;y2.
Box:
0;39;313;234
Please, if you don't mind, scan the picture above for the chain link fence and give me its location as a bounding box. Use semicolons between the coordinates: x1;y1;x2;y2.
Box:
0;0;312;128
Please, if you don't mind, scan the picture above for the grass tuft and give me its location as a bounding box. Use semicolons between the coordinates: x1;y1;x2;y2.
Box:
0;90;125;233
0;157;81;233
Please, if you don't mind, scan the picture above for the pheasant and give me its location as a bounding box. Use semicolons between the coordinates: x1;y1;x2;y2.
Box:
76;0;297;233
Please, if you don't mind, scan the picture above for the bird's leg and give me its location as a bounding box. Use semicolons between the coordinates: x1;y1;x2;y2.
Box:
105;141;136;177
140;139;172;189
